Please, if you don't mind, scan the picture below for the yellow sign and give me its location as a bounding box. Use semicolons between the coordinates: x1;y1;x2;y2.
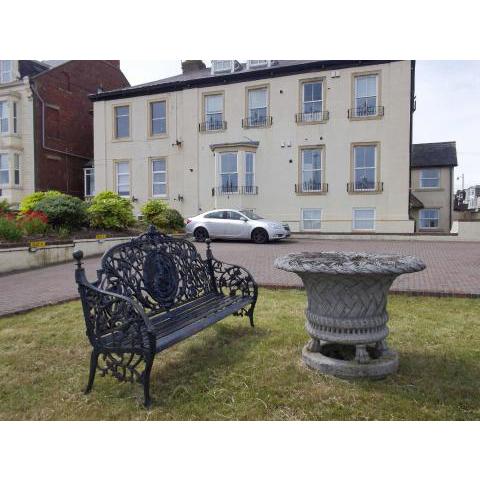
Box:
96;234;108;240
30;241;46;248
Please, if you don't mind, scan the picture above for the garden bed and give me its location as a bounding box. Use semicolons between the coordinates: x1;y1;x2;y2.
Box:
0;289;478;420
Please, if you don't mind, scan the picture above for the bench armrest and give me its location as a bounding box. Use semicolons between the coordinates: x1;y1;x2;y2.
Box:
208;256;258;300
73;250;154;350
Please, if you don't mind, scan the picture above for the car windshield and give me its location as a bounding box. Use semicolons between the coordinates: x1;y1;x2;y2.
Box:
239;210;264;220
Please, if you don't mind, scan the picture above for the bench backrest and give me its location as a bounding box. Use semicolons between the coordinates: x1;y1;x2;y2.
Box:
99;226;215;314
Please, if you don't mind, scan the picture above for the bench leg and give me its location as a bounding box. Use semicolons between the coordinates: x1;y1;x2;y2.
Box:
248;303;256;328
142;354;154;408
85;350;98;394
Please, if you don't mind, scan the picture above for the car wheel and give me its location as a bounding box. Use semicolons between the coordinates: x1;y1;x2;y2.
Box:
252;228;268;244
194;227;209;242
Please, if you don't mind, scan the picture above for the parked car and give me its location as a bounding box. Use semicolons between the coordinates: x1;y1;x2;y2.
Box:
185;209;290;244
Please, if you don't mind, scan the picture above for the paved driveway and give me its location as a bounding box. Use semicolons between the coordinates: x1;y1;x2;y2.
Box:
1;237;479;317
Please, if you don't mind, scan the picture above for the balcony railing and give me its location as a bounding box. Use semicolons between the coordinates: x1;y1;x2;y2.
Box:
199;120;227;132
347;181;383;193
212;185;259;196
295;182;328;193
295;111;329;123
242;116;272;128
348;105;384;118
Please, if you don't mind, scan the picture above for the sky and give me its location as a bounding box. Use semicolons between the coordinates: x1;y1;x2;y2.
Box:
120;60;480;190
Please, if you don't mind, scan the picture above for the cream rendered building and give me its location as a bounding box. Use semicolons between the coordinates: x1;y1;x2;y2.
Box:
92;60;416;233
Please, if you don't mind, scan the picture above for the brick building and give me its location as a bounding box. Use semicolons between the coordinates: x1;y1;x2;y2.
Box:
0;60;129;205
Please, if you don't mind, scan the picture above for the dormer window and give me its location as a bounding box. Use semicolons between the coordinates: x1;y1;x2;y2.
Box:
247;60;269;69
211;60;235;74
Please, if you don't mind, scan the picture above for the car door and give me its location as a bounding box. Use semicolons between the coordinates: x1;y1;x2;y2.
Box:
203;211;228;238
224;211;250;239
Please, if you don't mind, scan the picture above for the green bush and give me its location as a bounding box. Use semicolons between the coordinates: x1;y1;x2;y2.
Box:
141;199;184;231
87;191;135;230
19;190;62;213
0;217;23;242
0;199;11;215
33;194;88;229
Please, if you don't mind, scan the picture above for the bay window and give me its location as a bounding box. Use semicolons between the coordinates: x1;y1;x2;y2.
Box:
152;158;167;197
115;161;130;197
219;152;238;193
0;101;9;133
0;154;9;184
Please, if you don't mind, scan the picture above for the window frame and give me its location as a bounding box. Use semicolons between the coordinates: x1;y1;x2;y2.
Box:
84;167;95;197
419;168;441;189
148;99;168;137
244;151;255;194
352;208;376;231
419;208;440;230
351;71;382;119
202;92;225;131
13;153;20;186
0;153;10;185
247;60;269;69
245;84;270;127
299;146;324;193
113;104;131;140
301;78;324;121
301;208;322;231
151;157;168;198
0;100;9;134
114;160;131;197
350;142;381;193
211;60;234;74
218;151;239;194
0;61;13;84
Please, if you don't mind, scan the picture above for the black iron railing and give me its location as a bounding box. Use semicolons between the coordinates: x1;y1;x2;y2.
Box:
199;120;227;132
347;181;383;193
212;185;259;196
242;116;272;128
295;183;328;193
295;111;329;123
348;105;384;118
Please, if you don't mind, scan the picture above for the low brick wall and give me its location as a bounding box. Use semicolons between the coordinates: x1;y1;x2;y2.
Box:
0;237;133;275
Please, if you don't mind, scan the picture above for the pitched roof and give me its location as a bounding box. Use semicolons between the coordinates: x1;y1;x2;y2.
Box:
409;192;424;209
90;60;396;102
411;142;458;168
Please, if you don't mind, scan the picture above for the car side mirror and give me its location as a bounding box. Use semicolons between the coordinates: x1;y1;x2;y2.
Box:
243;218;248;222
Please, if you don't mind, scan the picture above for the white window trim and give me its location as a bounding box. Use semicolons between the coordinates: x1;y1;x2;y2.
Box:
301;208;322;231
301;148;323;192
84;167;95;197
354;74;378;116
248;87;268;121
419;208;440;229
0;100;9;134
352;208;376;231
115;161;130;197
0;61;13;84
420;169;440;189
218;151;238;193
114;105;130;139
302;81;323;115
245;151;255;193
0;152;10;185
152;158;168;198
211;60;234;74
204;94;224;130
247;60;270;69
353;145;377;192
13;153;20;186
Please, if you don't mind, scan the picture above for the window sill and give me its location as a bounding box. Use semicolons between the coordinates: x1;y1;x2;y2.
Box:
242;124;272;130
148;133;169;140
348;114;383;122
296;191;327;196
348;190;383;195
296;119;328;126
199;128;227;134
111;137;132;143
414;187;444;192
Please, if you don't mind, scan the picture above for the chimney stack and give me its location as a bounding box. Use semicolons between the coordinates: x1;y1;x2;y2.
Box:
181;60;206;74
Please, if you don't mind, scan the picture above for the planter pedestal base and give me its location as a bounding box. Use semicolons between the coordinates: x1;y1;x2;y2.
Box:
302;344;399;379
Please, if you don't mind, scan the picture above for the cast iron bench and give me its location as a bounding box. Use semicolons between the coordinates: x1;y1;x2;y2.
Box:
73;225;258;407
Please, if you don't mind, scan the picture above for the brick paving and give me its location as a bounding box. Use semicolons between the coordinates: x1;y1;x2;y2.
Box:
1;237;480;317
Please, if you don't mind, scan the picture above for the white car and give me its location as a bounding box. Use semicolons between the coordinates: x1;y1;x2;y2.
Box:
185;209;290;244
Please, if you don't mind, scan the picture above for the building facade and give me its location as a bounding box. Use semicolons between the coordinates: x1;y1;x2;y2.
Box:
409;142;457;233
0;60;129;205
91;60;416;233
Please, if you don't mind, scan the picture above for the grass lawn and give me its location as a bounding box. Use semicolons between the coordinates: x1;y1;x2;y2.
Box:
0;289;479;420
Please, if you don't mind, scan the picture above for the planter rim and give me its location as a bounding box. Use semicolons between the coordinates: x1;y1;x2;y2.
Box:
274;251;426;275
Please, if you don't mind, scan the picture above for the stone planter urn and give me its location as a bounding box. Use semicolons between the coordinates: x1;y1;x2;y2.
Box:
274;252;426;379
